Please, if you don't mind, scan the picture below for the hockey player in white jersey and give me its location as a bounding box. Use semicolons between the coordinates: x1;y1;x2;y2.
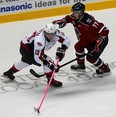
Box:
3;23;70;87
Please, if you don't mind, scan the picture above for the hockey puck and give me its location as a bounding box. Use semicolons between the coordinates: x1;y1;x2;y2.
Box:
34;107;40;113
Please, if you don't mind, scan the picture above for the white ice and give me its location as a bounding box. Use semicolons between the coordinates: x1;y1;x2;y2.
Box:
0;8;116;117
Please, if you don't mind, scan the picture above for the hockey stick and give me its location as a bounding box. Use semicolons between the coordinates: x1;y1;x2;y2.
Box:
30;57;78;78
34;58;60;113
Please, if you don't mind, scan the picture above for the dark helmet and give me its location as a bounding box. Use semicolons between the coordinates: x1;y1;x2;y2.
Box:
71;2;85;12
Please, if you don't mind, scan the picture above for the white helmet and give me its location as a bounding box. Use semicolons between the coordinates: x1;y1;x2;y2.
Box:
44;23;56;34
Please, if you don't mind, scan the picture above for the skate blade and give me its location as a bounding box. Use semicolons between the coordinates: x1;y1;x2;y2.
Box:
93;72;111;78
1;75;14;80
1;75;11;79
1;75;8;78
71;69;86;72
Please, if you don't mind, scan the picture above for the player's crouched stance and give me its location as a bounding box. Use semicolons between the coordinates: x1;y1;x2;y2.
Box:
53;2;111;75
3;24;70;87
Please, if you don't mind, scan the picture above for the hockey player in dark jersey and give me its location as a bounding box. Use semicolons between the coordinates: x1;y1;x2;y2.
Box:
53;2;110;74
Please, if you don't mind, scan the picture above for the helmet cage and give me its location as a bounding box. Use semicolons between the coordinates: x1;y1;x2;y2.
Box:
72;10;84;17
44;31;56;36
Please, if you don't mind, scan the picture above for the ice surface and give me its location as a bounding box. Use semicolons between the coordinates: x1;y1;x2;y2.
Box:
0;8;116;117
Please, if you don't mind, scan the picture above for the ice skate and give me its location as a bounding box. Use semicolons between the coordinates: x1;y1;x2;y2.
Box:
3;69;15;80
47;78;62;87
96;64;111;74
70;63;86;71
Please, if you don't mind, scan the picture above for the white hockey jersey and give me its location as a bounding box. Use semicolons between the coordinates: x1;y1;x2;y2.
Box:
21;29;70;65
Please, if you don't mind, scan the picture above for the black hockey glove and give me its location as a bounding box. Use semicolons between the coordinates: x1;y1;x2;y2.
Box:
43;59;58;71
52;19;66;28
56;45;68;61
91;36;108;53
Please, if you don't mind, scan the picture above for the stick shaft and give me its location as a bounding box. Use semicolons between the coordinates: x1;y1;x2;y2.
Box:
37;58;60;112
30;57;78;78
59;58;77;68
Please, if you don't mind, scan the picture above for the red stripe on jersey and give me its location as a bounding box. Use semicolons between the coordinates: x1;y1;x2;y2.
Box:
20;41;29;51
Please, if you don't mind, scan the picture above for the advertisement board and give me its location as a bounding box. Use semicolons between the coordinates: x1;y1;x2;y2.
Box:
0;0;111;15
0;0;116;23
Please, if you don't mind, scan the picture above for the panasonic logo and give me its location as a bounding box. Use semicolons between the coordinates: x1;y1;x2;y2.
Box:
0;2;33;13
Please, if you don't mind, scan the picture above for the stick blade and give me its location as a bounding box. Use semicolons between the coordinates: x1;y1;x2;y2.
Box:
30;69;45;78
34;107;40;113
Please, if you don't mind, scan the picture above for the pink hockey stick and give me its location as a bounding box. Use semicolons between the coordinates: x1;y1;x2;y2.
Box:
34;58;60;113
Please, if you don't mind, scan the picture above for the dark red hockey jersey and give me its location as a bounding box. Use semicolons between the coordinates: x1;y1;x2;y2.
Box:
62;13;109;51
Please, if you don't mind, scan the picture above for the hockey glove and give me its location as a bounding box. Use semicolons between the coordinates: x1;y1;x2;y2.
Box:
92;36;108;53
56;45;67;61
52;19;66;28
43;59;58;71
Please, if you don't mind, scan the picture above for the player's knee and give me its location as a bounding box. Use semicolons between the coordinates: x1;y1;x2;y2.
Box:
74;43;80;52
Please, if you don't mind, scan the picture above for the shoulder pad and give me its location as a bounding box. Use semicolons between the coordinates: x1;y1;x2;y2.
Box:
81;13;95;25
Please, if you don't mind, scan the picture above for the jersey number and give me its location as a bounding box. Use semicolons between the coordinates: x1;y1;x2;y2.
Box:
92;21;99;28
